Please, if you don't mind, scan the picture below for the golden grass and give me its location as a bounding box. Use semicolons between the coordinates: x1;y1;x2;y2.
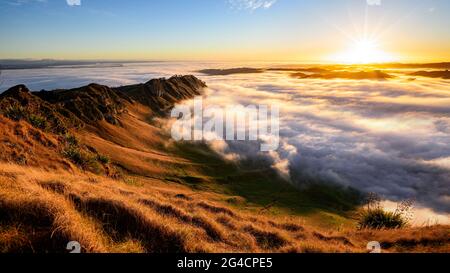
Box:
0;105;448;253
0;116;74;171
1;163;448;253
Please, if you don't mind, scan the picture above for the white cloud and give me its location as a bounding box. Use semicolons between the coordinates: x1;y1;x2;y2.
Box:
8;0;47;6
228;0;277;11
66;0;81;6
367;0;381;6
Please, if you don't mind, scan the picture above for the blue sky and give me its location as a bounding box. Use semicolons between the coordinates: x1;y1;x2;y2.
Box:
0;0;449;61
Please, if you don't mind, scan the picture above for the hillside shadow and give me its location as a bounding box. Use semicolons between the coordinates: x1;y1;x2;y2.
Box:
170;142;363;219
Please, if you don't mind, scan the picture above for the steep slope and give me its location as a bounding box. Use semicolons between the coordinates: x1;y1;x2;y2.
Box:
34;83;132;125
116;75;206;114
1;163;448;253
0;76;206;177
0;85;82;134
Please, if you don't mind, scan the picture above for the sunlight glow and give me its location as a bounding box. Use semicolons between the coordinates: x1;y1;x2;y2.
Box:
331;38;396;64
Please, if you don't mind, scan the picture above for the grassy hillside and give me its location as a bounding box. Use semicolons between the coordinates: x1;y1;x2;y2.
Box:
169;142;362;229
1;163;448;253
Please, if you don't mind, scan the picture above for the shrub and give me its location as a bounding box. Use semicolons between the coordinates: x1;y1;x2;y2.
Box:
28;114;48;130
64;133;79;146
4;104;26;121
123;177;142;186
96;154;110;164
62;145;103;173
358;193;413;230
3;105;49;130
358;208;408;229
62;146;85;166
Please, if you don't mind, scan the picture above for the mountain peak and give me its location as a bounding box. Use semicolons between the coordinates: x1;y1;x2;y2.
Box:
0;84;31;99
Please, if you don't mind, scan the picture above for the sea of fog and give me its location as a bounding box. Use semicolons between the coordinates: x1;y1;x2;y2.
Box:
1;61;449;225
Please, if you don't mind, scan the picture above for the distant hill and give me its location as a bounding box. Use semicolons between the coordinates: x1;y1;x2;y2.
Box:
291;70;394;80
198;67;264;76
372;62;450;69
0;59;160;70
116;75;206;114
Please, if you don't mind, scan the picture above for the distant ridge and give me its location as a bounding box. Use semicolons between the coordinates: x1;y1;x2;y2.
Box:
410;70;450;79
0;75;206;133
116;75;206;114
198;68;264;76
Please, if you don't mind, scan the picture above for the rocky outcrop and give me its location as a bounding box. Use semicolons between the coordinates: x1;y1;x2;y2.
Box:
0;85;82;134
116;75;206;114
0;75;206;132
34;83;132;125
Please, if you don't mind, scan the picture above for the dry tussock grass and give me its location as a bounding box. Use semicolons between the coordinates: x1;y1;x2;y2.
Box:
1;163;448;253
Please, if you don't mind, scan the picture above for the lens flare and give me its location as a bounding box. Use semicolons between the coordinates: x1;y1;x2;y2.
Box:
331;38;396;64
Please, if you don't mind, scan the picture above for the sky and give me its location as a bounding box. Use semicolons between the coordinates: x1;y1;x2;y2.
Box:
0;0;449;62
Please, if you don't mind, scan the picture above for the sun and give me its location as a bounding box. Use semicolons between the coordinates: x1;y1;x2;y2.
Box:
330;38;396;64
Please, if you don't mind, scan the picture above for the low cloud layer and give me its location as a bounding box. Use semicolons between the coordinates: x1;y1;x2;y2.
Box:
197;70;450;215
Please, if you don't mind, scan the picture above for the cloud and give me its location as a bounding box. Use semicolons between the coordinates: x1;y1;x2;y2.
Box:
367;0;381;6
66;0;81;6
191;71;450;214
7;0;47;6
381;200;450;226
228;0;277;11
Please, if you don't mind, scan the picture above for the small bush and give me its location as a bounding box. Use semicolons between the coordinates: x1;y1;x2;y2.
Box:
4;104;26;121
28;114;48;130
358;208;408;229
96;154;110;164
3;105;50;130
358;193;413;230
62;146;103;173
62;146;85;166
123;177;142;186
64;133;79;146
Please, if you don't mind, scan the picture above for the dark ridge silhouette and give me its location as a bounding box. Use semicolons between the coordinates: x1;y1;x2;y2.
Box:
115;75;206;114
198;68;264;76
268;67;330;73
372;62;450;69
0;59;152;70
34;83;131;125
291;70;393;80
0;75;206;133
410;70;450;79
0;84;83;133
